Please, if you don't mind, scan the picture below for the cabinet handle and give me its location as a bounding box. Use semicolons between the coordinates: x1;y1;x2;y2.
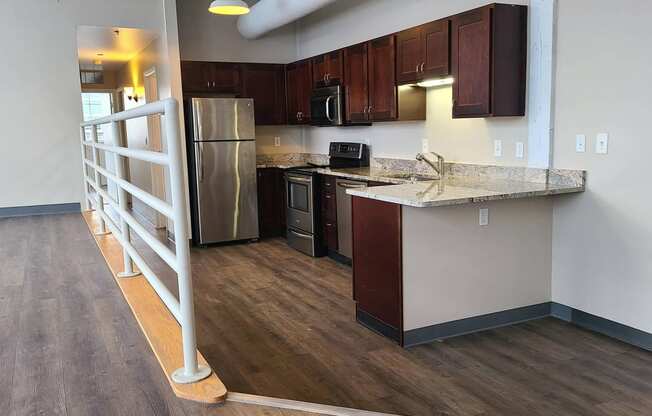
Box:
416;64;419;73
368;106;373;113
207;81;210;88
421;62;425;72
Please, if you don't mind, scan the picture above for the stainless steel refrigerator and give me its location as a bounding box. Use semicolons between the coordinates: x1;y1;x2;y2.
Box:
185;98;259;245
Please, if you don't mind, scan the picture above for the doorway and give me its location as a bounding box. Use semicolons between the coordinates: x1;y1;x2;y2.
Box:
144;67;167;229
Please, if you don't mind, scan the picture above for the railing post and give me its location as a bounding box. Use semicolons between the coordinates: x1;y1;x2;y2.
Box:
91;125;110;235
111;121;141;278
79;127;92;211
165;99;212;384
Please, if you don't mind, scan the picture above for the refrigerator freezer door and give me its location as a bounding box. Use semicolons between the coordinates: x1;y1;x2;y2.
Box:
192;98;255;142
194;140;259;243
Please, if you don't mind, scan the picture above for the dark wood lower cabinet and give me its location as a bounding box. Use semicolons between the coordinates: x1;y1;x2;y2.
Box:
257;168;286;238
320;175;338;251
352;196;402;343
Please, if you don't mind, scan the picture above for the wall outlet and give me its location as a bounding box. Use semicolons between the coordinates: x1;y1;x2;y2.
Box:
494;140;502;157
515;142;525;159
274;136;281;147
596;133;609;154
421;138;429;153
479;208;489;226
575;134;586;152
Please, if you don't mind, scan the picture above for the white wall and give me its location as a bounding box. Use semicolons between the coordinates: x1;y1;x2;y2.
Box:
551;0;652;333
297;0;530;165
175;0;297;63
0;0;180;209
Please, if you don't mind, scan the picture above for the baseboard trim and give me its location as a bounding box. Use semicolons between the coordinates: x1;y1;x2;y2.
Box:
356;308;401;343
403;302;552;348
551;302;652;352
0;203;81;218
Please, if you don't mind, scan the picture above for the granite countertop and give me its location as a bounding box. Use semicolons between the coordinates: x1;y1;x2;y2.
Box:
344;176;585;208
256;153;585;207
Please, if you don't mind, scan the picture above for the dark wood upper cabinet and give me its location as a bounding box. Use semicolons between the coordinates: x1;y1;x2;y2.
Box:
396;27;422;84
344;35;397;123
312;50;344;88
451;4;527;118
286;59;313;124
180;61;241;94
242;64;286;125
396;19;450;84
343;43;369;123
368;35;397;121
421;20;450;79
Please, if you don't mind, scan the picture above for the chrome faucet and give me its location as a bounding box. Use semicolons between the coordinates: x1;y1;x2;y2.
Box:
416;151;445;178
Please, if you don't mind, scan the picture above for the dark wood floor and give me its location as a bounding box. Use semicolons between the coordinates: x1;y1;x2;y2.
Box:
4;214;652;416
0;214;323;416
134;218;652;416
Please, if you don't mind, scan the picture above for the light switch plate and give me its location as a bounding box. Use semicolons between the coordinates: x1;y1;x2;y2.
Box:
274;136;281;147
515;142;525;159
576;134;586;152
494;140;502;157
479;208;489;226
596;133;609;154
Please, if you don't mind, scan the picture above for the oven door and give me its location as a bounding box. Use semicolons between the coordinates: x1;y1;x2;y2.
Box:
310;93;342;126
286;173;314;233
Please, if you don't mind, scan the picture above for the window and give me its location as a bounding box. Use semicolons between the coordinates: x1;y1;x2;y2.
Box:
81;93;113;142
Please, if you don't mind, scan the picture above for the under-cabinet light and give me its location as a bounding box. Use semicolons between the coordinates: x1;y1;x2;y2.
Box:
416;77;455;88
208;0;250;15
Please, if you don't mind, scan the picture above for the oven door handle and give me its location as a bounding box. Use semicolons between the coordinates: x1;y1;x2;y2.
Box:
289;229;313;240
325;96;333;122
286;175;313;184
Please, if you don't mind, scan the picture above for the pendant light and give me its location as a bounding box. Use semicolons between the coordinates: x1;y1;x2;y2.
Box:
208;0;250;15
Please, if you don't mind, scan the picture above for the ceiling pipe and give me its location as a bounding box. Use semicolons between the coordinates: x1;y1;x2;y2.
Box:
237;0;336;39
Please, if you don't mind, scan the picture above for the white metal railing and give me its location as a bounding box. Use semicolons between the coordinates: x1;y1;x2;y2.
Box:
80;98;211;384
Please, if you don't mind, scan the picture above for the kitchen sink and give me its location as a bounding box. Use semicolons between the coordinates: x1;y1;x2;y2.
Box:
383;173;438;182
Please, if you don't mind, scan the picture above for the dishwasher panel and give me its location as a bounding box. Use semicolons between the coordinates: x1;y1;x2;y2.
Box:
336;178;368;259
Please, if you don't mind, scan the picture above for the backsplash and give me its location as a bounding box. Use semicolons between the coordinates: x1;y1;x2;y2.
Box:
256;152;585;188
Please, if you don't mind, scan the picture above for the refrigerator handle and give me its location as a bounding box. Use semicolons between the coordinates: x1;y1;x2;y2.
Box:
197;143;204;182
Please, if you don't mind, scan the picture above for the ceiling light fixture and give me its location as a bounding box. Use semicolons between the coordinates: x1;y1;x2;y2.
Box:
416;77;455;88
208;0;250;15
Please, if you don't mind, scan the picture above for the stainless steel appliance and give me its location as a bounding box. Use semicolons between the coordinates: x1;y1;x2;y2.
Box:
310;85;344;126
285;142;369;257
285;171;320;256
185;97;259;245
335;178;367;258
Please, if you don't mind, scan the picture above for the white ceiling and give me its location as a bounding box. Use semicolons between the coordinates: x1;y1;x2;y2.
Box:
77;26;158;71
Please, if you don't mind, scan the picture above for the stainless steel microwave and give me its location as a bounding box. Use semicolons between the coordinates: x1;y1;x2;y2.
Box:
310;85;343;126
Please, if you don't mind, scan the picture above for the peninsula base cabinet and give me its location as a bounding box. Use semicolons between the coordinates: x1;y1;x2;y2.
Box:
352;196;403;344
352;196;555;347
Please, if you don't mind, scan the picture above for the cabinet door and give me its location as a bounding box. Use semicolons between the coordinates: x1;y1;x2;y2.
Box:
352;196;402;332
368;36;397;121
312;51;343;87
396;27;423;84
209;62;242;94
343;43;369;123
242;64;286;125
257;168;277;238
181;61;211;93
451;7;491;117
421;19;450;79
286;60;312;124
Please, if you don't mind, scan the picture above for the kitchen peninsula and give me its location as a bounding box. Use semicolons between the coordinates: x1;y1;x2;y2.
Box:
346;162;585;346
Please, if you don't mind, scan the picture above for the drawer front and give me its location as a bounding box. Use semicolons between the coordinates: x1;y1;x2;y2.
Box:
321;175;336;193
287;228;316;256
323;220;338;251
321;192;337;221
